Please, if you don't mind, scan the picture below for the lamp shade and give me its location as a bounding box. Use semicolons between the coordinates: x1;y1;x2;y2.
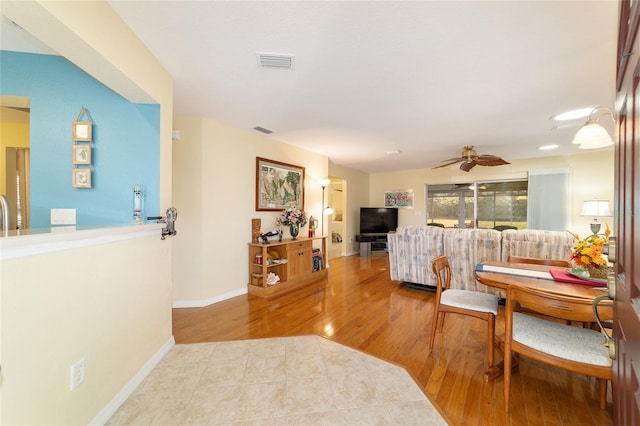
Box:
581;200;612;217
572;122;614;149
318;178;331;187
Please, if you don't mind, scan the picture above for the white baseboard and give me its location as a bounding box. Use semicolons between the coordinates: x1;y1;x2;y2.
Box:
90;336;175;425
172;287;248;308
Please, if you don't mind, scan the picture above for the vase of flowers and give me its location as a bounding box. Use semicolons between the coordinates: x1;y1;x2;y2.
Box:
276;207;308;240
289;224;299;239
568;231;611;279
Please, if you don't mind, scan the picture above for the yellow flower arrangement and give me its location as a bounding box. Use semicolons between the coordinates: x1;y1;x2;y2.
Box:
568;224;611;269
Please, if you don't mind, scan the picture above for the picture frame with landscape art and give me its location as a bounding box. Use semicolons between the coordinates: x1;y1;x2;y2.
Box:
256;157;305;211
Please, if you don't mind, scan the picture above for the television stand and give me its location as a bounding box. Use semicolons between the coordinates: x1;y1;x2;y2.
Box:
355;234;388;256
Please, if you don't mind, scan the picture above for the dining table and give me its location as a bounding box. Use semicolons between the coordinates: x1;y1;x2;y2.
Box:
474;260;611;381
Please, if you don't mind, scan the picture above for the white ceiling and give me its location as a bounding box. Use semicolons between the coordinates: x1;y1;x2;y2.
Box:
2;1;619;173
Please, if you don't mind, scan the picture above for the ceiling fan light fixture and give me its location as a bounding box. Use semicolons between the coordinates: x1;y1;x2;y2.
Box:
462;146;477;158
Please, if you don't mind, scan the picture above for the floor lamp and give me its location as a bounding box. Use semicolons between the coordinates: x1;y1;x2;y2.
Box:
319;178;331;236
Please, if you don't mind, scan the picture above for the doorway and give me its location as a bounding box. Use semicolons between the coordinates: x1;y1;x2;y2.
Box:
327;179;345;260
1;97;31;230
5;147;30;229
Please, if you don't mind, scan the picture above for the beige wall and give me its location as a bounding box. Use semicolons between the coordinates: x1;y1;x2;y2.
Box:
0;1;174;424
369;150;615;235
172;116;330;304
0;120;29;195
0;234;172;424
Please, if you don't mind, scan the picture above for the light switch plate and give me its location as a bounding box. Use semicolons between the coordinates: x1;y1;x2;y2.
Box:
51;209;76;225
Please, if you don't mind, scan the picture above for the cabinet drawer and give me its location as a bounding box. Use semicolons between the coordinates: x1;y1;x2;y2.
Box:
289;241;311;250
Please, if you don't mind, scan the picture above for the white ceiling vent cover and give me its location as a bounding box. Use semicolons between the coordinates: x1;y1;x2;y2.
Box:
256;52;295;69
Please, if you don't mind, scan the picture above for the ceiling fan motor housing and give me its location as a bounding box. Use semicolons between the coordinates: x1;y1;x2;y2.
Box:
462;146;477;160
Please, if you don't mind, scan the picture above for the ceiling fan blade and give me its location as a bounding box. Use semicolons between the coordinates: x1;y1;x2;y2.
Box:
475;154;503;161
475;155;510;166
459;160;476;172
433;158;464;169
435;149;509;171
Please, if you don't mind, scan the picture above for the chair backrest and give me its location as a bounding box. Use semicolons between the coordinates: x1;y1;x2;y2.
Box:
431;255;451;292
507;285;613;323
507;255;570;268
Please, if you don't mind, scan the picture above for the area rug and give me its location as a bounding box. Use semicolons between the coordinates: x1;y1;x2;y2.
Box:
106;335;447;425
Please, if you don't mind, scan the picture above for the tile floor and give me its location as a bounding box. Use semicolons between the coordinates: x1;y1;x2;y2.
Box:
106;335;446;425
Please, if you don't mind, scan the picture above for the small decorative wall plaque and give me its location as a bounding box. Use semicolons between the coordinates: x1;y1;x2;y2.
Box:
72;145;91;165
72;107;93;141
72;168;92;188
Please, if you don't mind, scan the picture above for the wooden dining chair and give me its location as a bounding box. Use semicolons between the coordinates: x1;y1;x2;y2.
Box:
507;255;570;268
429;256;499;370
503;285;613;412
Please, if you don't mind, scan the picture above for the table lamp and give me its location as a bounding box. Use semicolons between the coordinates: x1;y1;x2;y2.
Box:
581;199;612;235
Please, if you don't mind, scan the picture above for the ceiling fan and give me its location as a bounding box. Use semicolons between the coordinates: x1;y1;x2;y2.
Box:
433;146;510;172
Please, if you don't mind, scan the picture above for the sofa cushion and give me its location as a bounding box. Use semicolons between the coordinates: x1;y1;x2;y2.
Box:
443;228;502;294
388;226;444;287
500;229;574;262
387;227;573;297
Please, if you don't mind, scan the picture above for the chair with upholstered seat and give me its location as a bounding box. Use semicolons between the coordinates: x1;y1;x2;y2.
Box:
507;255;570;267
503;285;613;412
429;256;499;370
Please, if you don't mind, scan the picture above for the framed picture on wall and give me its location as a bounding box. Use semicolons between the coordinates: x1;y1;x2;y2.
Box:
72;168;92;188
72;145;91;165
384;189;414;208
256;157;305;211
72;121;92;141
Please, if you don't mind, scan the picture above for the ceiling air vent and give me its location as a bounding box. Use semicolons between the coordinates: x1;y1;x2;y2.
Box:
256;52;295;69
253;126;273;134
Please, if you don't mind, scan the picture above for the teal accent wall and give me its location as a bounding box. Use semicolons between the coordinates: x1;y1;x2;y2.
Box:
1;51;160;228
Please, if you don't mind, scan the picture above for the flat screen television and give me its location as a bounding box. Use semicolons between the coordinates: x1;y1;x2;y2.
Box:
360;207;398;234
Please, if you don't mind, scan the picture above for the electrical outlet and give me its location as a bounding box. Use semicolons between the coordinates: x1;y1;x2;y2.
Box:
70;358;85;391
51;209;76;225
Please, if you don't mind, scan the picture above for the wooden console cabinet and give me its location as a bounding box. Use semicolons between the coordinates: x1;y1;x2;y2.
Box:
248;236;327;299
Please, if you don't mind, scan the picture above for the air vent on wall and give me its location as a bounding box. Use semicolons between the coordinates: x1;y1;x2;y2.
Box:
256;52;295;69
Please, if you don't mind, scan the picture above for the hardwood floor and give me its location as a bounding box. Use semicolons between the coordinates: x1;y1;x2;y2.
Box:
173;253;613;425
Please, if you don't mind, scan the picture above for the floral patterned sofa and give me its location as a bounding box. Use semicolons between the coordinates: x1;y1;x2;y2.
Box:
387;226;575;296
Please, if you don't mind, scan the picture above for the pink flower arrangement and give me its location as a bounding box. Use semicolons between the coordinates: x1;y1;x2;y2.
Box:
276;207;308;227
